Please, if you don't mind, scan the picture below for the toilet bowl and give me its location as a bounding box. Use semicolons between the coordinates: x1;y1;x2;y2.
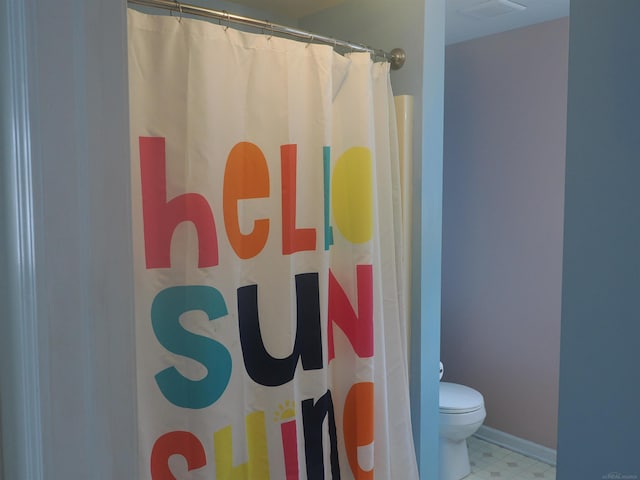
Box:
439;382;486;480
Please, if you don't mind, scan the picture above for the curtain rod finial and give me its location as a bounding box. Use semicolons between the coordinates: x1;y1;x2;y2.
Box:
390;48;406;70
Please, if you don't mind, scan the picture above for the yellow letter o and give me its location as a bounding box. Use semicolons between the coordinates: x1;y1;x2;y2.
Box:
331;147;373;244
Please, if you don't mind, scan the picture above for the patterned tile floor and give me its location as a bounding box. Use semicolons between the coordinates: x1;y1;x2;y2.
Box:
465;435;556;480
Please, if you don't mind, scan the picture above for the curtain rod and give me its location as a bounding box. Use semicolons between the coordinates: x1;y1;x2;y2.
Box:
127;0;406;70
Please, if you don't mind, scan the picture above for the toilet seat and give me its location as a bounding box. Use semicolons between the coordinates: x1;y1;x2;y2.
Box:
439;382;484;414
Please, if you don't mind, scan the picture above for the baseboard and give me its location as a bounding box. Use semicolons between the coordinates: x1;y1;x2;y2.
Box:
474;425;557;466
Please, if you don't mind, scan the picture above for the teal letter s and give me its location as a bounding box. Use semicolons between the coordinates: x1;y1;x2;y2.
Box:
152;286;231;409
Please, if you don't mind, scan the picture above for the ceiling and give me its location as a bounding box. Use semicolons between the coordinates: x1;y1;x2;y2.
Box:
446;0;569;44
225;0;569;45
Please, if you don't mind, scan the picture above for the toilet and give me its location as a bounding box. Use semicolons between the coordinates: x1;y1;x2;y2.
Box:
439;381;486;480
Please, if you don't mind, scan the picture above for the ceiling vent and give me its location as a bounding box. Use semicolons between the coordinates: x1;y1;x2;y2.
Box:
459;0;527;19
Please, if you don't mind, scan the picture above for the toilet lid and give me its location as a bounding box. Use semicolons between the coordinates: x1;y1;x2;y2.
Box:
439;382;484;414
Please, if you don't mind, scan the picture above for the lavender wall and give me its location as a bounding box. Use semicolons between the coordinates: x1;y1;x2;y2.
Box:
441;18;569;449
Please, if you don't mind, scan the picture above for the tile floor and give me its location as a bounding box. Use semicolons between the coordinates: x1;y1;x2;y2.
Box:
465;435;556;480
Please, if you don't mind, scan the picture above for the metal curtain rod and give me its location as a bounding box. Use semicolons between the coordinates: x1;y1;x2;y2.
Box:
127;0;407;70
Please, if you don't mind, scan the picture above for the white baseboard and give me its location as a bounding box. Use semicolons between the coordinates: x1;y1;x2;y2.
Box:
474;425;557;466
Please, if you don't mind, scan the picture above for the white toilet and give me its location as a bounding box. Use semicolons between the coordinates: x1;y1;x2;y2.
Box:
439;381;486;480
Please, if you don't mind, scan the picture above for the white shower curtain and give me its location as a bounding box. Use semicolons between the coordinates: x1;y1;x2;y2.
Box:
128;9;418;479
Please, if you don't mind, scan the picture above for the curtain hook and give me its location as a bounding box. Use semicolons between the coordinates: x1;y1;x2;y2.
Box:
174;0;183;22
306;34;314;48
267;22;274;40
222;11;230;31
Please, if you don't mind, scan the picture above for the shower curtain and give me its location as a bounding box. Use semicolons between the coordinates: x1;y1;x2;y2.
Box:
128;9;418;480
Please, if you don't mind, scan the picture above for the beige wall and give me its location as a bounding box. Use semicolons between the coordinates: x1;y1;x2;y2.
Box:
441;18;569;450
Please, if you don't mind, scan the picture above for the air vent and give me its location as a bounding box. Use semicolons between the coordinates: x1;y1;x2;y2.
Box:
459;0;526;19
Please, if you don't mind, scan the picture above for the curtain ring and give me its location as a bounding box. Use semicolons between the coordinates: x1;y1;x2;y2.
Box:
306;34;314;48
267;22;274;40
